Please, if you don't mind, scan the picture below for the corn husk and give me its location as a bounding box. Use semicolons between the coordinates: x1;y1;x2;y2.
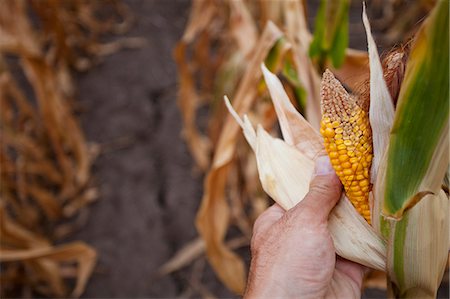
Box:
224;69;387;271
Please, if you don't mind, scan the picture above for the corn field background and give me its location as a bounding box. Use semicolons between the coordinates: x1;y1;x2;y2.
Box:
0;0;448;298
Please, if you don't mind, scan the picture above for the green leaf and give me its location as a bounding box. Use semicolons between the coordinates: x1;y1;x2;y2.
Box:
309;0;327;59
383;0;449;218
281;59;307;115
308;0;350;69
264;37;288;72
329;1;349;68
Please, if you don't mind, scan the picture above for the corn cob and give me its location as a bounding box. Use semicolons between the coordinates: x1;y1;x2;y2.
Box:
319;70;372;223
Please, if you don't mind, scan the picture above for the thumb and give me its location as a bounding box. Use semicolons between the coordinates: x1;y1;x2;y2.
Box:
289;156;342;225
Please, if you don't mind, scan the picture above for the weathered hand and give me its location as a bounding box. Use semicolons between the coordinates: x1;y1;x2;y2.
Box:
245;156;365;299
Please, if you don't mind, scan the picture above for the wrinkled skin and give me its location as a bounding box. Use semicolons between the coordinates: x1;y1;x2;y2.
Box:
245;157;365;299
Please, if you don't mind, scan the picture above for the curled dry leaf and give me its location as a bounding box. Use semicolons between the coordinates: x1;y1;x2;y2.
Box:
0;0;134;296
195;22;283;294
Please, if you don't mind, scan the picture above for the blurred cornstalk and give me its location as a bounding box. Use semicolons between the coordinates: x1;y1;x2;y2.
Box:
0;0;141;297
165;0;442;297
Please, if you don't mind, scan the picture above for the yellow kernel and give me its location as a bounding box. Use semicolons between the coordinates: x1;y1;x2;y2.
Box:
349;185;360;192
323;117;331;123
366;155;373;163
361;186;369;192
343;169;353;176
359;146;366;152
343;140;352;146
328;143;337;151
339;155;349;162
320;127;325;135
332;121;340;128
334;165;342;171
342;161;352;169
337;144;346;150
352;191;364;196
335;128;344;134
360;179;369;187
324;127;335;138
336;139;344;145
354;196;365;202
356;174;365;180
329;151;339;159
337;171;344;176
345;175;354;181
349;157;359;164
338;150;346;155
331;158;340;165
353;126;360;133
335;134;343;140
364;169;370;178
362;161;368;168
351;181;359;186
326;123;333;129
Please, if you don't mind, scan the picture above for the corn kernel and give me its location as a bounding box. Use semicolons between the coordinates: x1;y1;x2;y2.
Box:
343;140;352;146
341;161;351;169
343;169;353;176
349;185;360;192
331;158;340;165
329;151;339;159
337;144;346;150
352;190;364;196
359;179;369;187
324;127;335;138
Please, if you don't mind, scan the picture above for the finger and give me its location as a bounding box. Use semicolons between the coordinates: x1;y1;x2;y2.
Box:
335;257;366;289
288;156;342;225
252;203;284;237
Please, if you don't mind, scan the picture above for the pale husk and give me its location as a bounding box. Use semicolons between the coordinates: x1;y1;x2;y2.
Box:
362;4;395;233
362;4;395;184
386;190;449;298
225;96;386;271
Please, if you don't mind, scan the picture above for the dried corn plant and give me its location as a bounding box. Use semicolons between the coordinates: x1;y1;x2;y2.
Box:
0;0;139;297
169;0;447;297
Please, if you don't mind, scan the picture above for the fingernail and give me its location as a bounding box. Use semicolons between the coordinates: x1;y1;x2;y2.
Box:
314;156;335;176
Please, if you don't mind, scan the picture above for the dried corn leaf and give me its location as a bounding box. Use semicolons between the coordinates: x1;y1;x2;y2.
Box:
196;22;283;294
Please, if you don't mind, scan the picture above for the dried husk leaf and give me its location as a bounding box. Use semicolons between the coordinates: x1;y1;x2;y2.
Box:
361;5;396;232
261;64;324;160
386;190;449;298
362;4;395;185
330;48;369;92
225;97;386;271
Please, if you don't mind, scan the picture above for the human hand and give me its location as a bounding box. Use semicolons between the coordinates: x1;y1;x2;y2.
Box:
245;156;366;299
